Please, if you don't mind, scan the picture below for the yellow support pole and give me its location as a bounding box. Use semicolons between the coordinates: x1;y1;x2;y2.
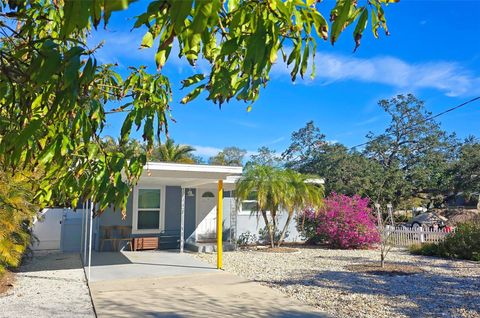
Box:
217;180;223;269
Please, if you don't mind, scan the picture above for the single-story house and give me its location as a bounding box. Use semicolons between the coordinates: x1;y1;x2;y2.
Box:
32;162;314;256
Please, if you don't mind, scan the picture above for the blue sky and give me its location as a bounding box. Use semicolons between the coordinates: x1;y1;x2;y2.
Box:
89;0;480;159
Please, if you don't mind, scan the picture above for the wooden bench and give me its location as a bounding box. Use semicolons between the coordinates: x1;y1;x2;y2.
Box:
133;237;158;251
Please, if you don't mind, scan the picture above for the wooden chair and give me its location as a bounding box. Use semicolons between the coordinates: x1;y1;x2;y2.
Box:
99;226;117;252
116;226;133;251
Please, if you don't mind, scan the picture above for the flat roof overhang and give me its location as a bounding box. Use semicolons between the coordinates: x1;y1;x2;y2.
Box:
137;162;243;190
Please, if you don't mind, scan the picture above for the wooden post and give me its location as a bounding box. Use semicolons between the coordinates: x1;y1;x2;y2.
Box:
217;180;223;269
180;188;185;253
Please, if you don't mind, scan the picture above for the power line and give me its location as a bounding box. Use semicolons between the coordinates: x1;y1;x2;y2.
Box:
350;96;480;150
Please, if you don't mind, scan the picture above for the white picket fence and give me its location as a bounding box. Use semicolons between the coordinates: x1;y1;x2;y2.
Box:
385;227;453;246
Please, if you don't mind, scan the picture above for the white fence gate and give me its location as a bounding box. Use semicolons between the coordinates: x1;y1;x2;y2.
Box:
386;227;453;246
31;208;84;252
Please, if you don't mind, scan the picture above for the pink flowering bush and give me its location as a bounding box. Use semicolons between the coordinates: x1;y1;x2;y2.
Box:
298;193;380;249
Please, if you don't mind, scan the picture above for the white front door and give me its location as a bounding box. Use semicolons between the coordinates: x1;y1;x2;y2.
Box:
196;189;217;241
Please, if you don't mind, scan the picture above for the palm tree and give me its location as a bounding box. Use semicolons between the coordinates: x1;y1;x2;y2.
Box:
277;170;324;246
151;139;196;163
236;165;324;247
0;169;38;274
236;165;285;247
101;136;145;157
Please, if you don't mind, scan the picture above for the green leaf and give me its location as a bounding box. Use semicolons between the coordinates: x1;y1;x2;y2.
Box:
170;0;192;34
311;11;329;40
104;0;131;26
353;8;368;52
191;1;213;34
181;84;206;104
61;0;89;37
141;31;154;48
228;0;240;12
300;42;310;79
330;0;354;45
181;74;205;89
371;7;380;38
155;44;172;71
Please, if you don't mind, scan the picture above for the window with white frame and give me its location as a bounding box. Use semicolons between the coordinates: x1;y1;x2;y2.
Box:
133;187;164;233
239;191;258;215
239;200;258;215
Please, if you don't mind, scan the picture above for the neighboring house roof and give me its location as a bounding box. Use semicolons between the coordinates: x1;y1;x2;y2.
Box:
141;162;243;190
305;178;325;185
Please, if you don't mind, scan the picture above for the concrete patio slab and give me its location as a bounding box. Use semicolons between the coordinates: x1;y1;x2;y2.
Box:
88;251;328;317
88;250;216;282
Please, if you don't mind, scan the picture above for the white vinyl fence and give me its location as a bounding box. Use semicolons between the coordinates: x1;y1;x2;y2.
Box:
385;227;453;246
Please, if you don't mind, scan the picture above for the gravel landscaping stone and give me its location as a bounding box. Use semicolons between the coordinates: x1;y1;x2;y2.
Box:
0;252;95;318
194;247;480;318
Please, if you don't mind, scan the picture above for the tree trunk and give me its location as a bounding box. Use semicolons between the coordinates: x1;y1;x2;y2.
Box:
261;210;274;248
277;211;293;247
477;194;480;211
380;252;385;268
271;211;277;247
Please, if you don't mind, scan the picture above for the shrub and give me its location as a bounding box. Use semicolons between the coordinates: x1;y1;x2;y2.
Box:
299;193;380;249
258;225;287;244
410;243;439;256
296;207;327;244
410;218;480;261
237;231;258;246
0;169;38;276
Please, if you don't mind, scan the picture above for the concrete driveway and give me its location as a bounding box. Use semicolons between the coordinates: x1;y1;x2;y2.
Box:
88;251;327;317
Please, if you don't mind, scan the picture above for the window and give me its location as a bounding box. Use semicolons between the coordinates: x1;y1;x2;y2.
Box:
201;191;215;198
239;200;258;215
133;187;164;233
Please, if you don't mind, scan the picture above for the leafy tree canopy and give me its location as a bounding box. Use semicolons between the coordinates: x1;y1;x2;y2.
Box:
246;146;283;167
451;137;480;208
209;146;246;166
283;121;382;198
282;94;467;209
364;94;458;206
0;0;398;215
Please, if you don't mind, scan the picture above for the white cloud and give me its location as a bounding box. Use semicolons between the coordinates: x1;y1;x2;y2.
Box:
272;51;480;97
354;115;383;126
89;31;211;73
90;31;480;98
192;145;223;157
266;136;286;145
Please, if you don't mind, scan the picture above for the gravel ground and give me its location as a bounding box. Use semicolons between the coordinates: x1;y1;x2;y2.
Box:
194;247;480;318
0;252;95;318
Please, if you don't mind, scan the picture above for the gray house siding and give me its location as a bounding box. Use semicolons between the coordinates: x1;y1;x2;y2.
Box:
94;187;242;251
184;189;196;239
164;186;181;235
236;212;303;243
99;196;133;227
222;197;232;239
96;187;186;251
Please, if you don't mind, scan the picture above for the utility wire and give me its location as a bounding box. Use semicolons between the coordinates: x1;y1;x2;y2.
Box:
350;96;480;150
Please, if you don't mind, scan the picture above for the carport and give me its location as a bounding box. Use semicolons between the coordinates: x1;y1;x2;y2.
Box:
79;162;243;282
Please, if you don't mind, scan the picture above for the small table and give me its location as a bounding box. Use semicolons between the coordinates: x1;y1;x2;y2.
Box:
133;237;159;251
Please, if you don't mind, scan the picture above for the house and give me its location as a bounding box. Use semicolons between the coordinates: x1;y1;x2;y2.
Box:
32;162;242;255
31;161;311;256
